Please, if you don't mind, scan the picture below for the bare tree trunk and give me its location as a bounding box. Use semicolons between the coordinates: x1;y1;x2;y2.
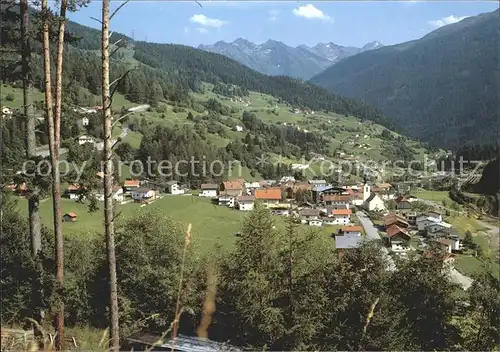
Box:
41;0;65;348
52;1;68;349
20;0;41;257
20;0;43;328
102;0;120;349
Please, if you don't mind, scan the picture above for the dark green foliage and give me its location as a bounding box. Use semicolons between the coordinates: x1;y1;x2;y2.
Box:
466;271;500;351
311;11;499;148
382;136;416;162
0;193;54;327
136;124;227;186
131;41;390;125
212;83;249;97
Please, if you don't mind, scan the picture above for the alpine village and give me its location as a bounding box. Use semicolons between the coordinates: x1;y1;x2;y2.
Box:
1;1;499;351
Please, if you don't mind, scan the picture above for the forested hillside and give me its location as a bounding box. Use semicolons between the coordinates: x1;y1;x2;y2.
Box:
1;10;395;130
311;11;499;148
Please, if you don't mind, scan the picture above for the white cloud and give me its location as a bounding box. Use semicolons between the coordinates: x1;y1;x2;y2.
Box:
428;15;469;28
292;4;331;21
189;14;227;28
196;27;208;34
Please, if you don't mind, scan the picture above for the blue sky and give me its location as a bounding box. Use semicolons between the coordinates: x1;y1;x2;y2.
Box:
67;1;499;48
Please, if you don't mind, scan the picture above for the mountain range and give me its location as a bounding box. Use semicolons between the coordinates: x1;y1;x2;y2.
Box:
311;10;499;148
198;39;384;80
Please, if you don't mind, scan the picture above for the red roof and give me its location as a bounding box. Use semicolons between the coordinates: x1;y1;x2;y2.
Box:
223;181;243;191
65;212;77;218
387;225;410;239
67;184;80;191
384;214;409;227
255;188;282;200
343;226;363;232
396;196;410;203
332;209;352;216
124;180;140;188
437;238;452;246
323;194;351;202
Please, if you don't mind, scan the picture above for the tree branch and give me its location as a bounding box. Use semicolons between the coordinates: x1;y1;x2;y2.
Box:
111;111;135;128
90;16;102;24
109;69;131;103
110;0;130;21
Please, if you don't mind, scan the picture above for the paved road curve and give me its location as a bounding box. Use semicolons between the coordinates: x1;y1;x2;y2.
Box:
357;210;473;289
356;211;396;271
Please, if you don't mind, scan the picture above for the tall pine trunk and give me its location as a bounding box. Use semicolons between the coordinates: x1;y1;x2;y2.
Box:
101;0;120;349
53;1;68;349
41;0;66;347
21;0;41;257
20;0;43;326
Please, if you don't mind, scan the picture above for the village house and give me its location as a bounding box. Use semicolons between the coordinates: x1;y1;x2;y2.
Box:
200;184;218;198
280;176;296;184
436;238;453;253
2;106;13;118
62;212;77;222
166;181;185;195
384;213;409;229
299;208;320;224
426;221;452;235
330;209;352;225
236;195;255;211
308;219;323;227
426;211;443;222
81;116;90;126
271;208;290;216
395;196;412;210
94;186;124;202
255;188;282;205
349;191;365;206
244;181;261;194
77;135;95;145
123;180;140;194
221;181;244;197
132;188;157;203
335;233;364;257
405;212;418;225
323;194;351;208
322;217;337;226
66;184;81;200
387;225;411;252
375;183;393;191
342;226;363;237
308;179;328;187
416;216;436;231
218;192;236;207
372;183;396;200
233;125;244;132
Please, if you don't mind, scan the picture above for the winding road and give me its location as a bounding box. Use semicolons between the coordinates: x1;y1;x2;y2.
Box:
356;210;473;289
356;211;396;271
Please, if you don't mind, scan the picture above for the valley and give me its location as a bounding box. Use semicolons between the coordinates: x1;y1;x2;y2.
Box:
1;2;499;352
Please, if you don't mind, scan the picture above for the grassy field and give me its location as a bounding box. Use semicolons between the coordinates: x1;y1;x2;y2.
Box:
448;215;489;234
15;195;338;253
414;190;453;203
1;84;45;109
454;255;500;280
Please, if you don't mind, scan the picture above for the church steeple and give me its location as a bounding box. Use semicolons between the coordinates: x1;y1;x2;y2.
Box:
363;174;371;201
